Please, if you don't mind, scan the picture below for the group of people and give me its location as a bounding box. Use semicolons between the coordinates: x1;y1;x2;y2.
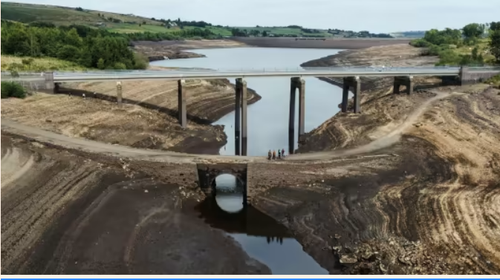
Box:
268;149;286;160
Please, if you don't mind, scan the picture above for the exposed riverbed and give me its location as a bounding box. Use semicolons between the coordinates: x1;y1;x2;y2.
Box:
152;47;345;274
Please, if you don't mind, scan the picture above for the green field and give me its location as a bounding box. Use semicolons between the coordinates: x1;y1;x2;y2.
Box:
1;1;367;37
1;2;165;29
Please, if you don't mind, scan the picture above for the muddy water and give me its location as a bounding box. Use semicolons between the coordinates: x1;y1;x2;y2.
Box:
153;48;343;274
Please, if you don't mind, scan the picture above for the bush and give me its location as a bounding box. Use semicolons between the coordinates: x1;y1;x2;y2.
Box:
1;82;27;99
132;52;149;70
113;62;127;70
410;38;432;48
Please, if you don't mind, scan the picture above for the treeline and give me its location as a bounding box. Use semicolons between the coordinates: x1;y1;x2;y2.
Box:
127;28;216;41
411;22;500;65
1;20;148;70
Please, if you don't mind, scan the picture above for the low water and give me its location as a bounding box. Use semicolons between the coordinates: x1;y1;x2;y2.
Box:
153;47;344;274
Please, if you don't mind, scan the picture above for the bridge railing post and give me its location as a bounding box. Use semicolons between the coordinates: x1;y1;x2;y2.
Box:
116;81;122;104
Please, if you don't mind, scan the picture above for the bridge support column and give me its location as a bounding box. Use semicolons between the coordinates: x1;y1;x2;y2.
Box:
288;77;305;154
459;66;470;85
341;83;349;113
343;76;361;113
54;82;61;94
393;76;414;95
177;79;187;128
297;78;306;145
44;72;55;92
116;81;123;104
236;78;248;156
233;78;249;156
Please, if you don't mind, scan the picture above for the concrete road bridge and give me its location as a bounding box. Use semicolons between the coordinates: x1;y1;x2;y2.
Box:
3;66;500;204
5;66;499;157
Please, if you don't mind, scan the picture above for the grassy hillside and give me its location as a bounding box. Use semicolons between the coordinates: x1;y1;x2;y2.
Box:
1;55;88;71
1;1;391;38
1;2;162;26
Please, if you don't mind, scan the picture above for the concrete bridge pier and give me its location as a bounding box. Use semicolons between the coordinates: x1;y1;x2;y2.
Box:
177;79;187;128
393;76;414;95
289;77;305;154
44;72;55;92
116;81;123;104
342;76;361;113
234;78;248;156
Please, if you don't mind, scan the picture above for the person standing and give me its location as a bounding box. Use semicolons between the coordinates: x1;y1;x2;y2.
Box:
268;150;272;160
278;149;281;159
272;150;276;160
282;148;285;157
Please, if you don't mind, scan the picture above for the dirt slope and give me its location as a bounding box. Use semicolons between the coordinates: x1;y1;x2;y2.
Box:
1;93;227;154
249;45;500;274
2;77;260;154
61;78;260;123
0;136;270;274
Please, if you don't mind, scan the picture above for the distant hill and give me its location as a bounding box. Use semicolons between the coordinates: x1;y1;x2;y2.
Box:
390;31;426;38
1;1;394;38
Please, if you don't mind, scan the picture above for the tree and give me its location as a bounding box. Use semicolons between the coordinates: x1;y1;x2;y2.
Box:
490;29;500;63
462;23;484;44
490;21;500;32
97;58;106;69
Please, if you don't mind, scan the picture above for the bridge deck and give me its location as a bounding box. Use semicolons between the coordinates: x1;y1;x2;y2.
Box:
2;67;464;83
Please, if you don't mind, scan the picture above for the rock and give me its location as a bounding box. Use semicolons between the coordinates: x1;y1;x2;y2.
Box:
362;251;377;262
331;245;343;252
339;254;358;265
334;234;341;239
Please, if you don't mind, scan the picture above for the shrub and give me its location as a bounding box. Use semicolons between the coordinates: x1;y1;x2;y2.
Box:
132;52;149;70
1;82;27;99
113;62;127;70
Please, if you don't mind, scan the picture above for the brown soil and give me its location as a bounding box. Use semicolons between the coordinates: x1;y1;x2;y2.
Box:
60;78;260;123
133;40;246;61
0;135;270;274
248;45;500;274
1;93;224;154
2;78;260;154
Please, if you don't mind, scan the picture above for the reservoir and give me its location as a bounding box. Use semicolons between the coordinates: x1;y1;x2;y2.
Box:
152;47;343;274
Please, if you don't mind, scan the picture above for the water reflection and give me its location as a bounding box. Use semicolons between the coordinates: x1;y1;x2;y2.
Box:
195;175;328;274
213;174;244;213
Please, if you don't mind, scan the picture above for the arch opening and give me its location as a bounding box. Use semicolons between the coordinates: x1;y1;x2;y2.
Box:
212;174;245;213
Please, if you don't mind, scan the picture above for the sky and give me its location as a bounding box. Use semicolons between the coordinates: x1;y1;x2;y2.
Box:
10;0;500;33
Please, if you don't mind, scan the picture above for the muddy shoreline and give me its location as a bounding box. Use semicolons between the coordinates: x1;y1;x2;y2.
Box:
133;40;246;62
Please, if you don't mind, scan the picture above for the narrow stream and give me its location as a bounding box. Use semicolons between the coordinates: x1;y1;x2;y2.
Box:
152;47;343;274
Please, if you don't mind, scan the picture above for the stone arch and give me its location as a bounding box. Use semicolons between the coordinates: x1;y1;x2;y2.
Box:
197;163;248;204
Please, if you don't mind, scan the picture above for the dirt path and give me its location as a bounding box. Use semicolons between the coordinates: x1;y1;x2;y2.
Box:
1;90;457;164
287;91;464;161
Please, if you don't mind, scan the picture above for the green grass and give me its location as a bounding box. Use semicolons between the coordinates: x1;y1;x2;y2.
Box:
0;1;362;38
452;38;496;64
1;2;164;27
1;55;89;71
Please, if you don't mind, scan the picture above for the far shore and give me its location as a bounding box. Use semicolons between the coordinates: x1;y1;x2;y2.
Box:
133;37;413;62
